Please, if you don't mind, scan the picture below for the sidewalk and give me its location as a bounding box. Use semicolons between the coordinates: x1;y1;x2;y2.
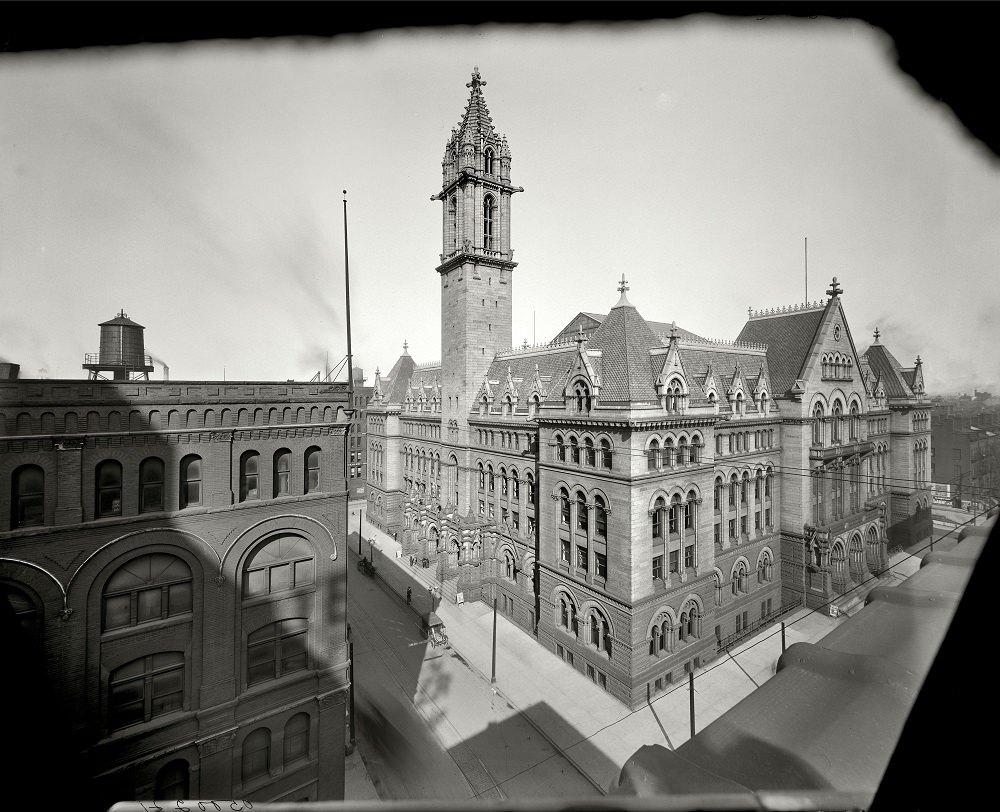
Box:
349;505;849;794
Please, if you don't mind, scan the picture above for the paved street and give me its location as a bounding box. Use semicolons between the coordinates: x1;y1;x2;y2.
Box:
346;529;596;801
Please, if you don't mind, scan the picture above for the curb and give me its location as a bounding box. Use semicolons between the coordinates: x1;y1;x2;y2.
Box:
364;540;609;797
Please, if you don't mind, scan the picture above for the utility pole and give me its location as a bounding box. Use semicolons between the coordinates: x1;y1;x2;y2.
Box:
491;597;498;684
688;670;696;739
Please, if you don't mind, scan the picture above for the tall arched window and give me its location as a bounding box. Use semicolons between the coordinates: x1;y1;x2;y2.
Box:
448;196;458;250
652;496;665;539
594;495;607;538
155;760;189;801
139;457;165;513
177;455;202;509
242;728;271;782
273;449;291;497
832;402;843;443
570;436;580;464
484;147;495;175
240;451;260;502
813;403;824;445
284;713;311;764
483;195;496;250
576;493;588;531
556;435;566;462
714;571;724;606
11;464;44;528
560;488;571;525
305;447;321;493
96;459;123;517
244;536;315;599
647;439;660;471
584;437;596;466
600;439;612;469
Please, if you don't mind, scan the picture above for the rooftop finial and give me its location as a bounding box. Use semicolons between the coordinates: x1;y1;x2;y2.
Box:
576;325;586;347
467;67;486;91
614;274;632;307
826;276;843;297
873;327;881;343
403;340;409;355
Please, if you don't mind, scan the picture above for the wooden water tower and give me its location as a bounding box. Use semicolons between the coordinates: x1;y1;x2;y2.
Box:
82;311;155;380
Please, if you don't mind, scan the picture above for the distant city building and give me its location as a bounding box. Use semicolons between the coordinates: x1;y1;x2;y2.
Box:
0;316;351;805
365;69;932;709
347;367;372;500
931;409;1000;509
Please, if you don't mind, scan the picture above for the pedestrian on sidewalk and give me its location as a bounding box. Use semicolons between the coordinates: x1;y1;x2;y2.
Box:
406;586;412;605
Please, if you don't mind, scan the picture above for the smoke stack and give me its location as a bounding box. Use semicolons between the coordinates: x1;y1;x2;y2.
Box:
162;364;169;381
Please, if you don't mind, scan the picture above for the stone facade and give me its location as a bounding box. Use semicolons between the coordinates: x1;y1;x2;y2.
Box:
0;376;351;805
365;70;931;710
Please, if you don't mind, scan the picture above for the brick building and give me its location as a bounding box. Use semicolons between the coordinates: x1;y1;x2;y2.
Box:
0;327;352;805
931;408;1000;509
365;69;932;709
346;367;372;500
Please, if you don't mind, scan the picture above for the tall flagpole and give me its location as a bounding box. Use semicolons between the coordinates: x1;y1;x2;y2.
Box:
343;190;354;479
804;236;808;303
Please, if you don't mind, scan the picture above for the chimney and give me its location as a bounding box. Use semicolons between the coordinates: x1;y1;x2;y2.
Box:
163;364;169;381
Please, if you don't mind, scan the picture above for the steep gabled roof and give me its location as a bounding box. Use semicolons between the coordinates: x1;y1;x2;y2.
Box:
737;308;826;396
861;342;916;399
485;346;577;410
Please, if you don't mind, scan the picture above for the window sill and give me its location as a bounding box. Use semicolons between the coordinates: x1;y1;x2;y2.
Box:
102;612;193;640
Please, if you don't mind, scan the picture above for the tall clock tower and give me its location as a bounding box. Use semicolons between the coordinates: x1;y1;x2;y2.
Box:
434;68;522;455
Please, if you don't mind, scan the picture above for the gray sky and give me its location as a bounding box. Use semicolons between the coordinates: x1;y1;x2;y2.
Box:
2;17;997;393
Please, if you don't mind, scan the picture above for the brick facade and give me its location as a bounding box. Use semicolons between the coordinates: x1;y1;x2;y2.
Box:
1;377;351;804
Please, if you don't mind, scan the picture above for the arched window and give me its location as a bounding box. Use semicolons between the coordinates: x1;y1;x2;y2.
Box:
103;553;192;631
273;449;291;497
577;493;588;531
488;465;495;492
155;760;189;801
484;147;495;176
678;437;688;465
305;447;321;493
584;437;596;466
483;194;496;250
244;536;315;598
832;402;843;443
652;496;665;539
560;488;571;525
669;493;682;536
96;459;123;517
714;477;723;511
138;457;165;514
527;472;535;504
179;455;201;508
850;403;860;440
478;463;485;491
11;464;44;528
247;618;308;685
242;728;271;782
647;439;660;471
284;713;311;764
240;451;260;502
448;196;458;249
600;439;612;469
732;561;749;595
813;403;824;445
570;436;580;464
758;550;773;583
714;571;724;606
664;437;674;467
594;495;607;538
109;652;184;731
556;434;566;462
